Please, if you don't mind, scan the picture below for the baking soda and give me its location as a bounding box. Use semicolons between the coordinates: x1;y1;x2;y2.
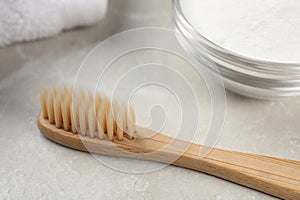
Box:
181;0;300;62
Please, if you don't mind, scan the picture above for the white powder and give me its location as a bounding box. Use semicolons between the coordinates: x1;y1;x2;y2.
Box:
181;0;300;63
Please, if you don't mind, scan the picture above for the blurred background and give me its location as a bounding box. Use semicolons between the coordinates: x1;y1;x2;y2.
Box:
0;0;299;199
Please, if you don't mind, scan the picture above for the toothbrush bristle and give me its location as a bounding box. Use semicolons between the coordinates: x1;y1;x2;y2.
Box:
40;86;136;141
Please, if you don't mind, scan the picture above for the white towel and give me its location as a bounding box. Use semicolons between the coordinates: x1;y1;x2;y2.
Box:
0;0;107;47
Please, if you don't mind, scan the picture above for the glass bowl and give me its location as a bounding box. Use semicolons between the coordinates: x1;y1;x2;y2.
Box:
172;0;300;99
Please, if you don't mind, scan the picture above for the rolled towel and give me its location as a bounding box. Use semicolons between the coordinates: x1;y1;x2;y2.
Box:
0;0;107;47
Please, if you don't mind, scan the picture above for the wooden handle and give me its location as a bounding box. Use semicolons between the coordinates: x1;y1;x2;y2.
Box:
175;144;300;200
133;127;300;199
38;114;300;199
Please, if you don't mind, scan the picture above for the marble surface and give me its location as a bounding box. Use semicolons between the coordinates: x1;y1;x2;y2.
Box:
0;0;299;199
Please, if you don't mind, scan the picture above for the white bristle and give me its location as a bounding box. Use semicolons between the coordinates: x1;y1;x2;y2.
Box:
40;88;48;119
115;102;124;141
79;100;87;136
121;104;127;131
40;86;136;141
70;101;77;134
88;104;96;138
54;95;62;128
46;90;54;124
106;105;114;141
73;92;83;132
95;93;101;111
126;105;136;139
96;97;107;139
130;105;136;123
61;95;70;131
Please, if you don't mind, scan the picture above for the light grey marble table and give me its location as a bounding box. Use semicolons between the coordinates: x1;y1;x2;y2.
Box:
0;0;299;199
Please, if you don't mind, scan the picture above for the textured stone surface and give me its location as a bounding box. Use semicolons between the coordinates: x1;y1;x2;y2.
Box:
0;0;298;199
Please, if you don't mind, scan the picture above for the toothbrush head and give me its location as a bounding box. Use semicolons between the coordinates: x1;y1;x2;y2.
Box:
40;86;136;141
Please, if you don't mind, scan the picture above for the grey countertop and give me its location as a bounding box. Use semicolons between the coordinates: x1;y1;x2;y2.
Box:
0;0;299;199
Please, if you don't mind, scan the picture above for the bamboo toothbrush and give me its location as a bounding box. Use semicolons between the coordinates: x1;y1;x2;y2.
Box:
38;86;300;200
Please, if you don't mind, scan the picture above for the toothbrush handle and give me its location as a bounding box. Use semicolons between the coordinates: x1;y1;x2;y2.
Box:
172;143;300;200
125;128;300;199
38;115;300;200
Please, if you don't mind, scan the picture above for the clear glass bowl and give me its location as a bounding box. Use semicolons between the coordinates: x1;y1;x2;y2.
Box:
172;0;300;99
